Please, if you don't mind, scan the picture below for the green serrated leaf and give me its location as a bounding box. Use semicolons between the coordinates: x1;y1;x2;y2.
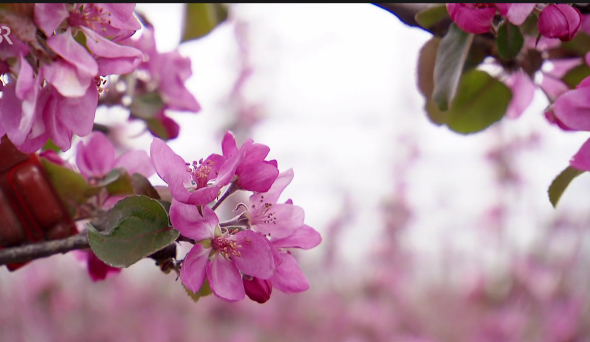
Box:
444;69;512;134
181;3;228;42
548;166;585;208
496;21;524;60
433;23;474;111
106;169;134;196
40;158;90;217
182;279;213;303
87;195;179;268
414;4;449;30
131;173;161;199
562;63;590;89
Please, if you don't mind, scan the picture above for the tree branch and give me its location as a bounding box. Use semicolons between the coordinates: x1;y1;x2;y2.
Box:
0;232;90;266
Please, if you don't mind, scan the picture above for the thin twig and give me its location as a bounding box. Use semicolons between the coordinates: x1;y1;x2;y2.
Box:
0;232;90;266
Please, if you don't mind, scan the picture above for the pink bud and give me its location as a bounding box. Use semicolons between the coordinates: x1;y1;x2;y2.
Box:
243;277;272;304
447;3;497;34
538;4;582;42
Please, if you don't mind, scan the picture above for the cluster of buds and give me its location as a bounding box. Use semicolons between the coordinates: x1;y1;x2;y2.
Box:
447;3;582;42
151;131;321;302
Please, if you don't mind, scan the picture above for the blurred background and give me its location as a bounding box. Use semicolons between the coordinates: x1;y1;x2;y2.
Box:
3;4;590;341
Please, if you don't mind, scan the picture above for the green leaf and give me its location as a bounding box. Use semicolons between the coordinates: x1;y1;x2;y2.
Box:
96;169;122;187
496;21;524;60
562;63;590;89
145;118;171;140
433;23;474;111
417;37;441;99
414;4;449;30
41;139;60;152
130;92;165;120
181;3;228;42
87;195;179;268
548;166;585;208
105;169;134;197
131;173;161;199
561;32;590;57
426;98;449;125
444;69;512;134
40;158;90;217
182;279;213;303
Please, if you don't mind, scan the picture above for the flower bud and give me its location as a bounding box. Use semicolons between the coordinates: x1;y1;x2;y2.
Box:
538;4;582;42
243;276;272;304
446;3;497;34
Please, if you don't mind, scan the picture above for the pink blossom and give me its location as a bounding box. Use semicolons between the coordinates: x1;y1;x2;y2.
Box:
1;76;99;152
170;202;275;301
447;3;497;34
150;138;241;206
221;131;279;192
551;75;590;131
447;3;535;34
267;224;322;293
538;4;582;42
122;25;200;113
238;169;305;239
75;131;154;180
34;4;142;96
495;3;537;26
503;71;535;119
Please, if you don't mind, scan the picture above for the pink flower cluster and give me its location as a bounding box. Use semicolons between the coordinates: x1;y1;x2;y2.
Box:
151;131;321;302
117;19;201;140
0;4;144;153
447;3;582;42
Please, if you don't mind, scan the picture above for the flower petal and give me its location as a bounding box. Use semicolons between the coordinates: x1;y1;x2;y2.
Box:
253;203;305;239
447;3;496;35
180;244;210;293
170;200;217;241
221;130;239;158
75;132;116;178
56;82;98;136
34;3;69;37
80;26;143;75
232;230;275;279
570;137;590;171
249;168;294;205
553;86;590;131
497;3;536;26
271;252;309;293
237;160;279;192
150;138;192;202
43;59;92;98
207;255;245;301
114;150;155;178
187;185;222;206
504;71;535;119
271;225;322;250
46;28;98;77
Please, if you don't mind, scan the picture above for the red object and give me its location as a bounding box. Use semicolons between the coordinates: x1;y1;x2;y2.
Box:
0;136;76;271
